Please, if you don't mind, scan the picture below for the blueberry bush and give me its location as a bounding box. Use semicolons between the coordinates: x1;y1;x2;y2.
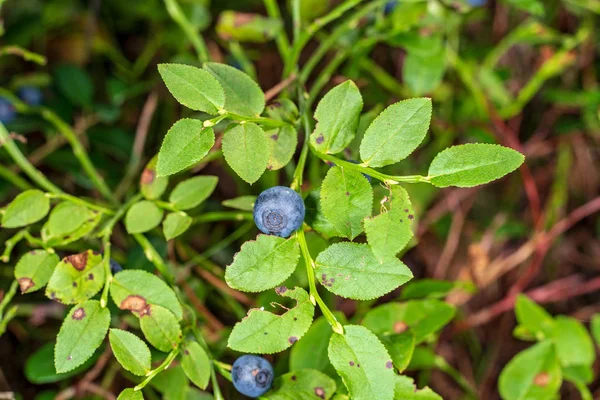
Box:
1;0;599;399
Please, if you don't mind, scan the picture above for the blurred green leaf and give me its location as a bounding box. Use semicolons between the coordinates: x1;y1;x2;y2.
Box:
1;190;50;228
125;200;164;234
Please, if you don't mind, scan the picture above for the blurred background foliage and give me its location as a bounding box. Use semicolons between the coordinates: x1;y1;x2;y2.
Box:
0;0;599;399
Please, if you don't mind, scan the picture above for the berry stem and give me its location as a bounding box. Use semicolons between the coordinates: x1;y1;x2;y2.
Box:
296;229;344;334
223;111;291;128
134;347;180;391
46;193;115;215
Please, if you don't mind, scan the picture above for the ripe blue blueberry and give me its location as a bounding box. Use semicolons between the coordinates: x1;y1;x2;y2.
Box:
467;0;486;6
17;87;43;106
384;0;398;14
109;259;123;274
0;97;16;124
253;186;305;238
231;355;274;398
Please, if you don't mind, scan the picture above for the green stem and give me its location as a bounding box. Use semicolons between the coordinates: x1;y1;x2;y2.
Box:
0;164;32;191
0;122;63;194
40;108;117;204
210;366;225;400
291;112;311;191
46;193;115;215
434;356;477;399
135;348;180;391
0;45;46;65
222;111;291;128
154;200;180;213
193;211;253;225
98;193;142;238
306;50;348;110
0;280;18;319
133;233;175;286
0;305;18;336
23;231;52;250
163;0;210;63
297;229;343;334
263;0;290;59
314;152;431;185
1;229;27;263
213;360;233;382
183;222;253;268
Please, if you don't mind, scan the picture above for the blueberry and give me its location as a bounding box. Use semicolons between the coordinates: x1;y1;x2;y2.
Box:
384;0;398;14
231;355;274;398
0;97;16;124
253;186;305;238
17;86;43;106
467;0;486;6
109;259;123;274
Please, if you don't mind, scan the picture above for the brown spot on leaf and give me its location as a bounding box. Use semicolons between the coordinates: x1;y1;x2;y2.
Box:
345;191;350;196
393;321;408;334
386;361;393;369
140;168;155;185
72;307;86;320
275;286;287;295
408;214;414;220
120;295;152;317
534;372;549;387
18;278;34;293
288;336;298;344
67;355;72;360
291;375;297;381
316;134;324;144
29;250;37;255
315;387;325;399
88;273;94;280
72;282;77;287
270;134;279;141
404;209;409;213
184;349;190;355
349;361;355;366
50;292;56;299
65;252;88;271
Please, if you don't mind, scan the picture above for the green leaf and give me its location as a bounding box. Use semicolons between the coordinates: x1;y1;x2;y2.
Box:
500;0;545;16
203;62;265;116
158;63;224;114
310;81;363;154
140;304;182;352
364;186;414;262
216;11;282;43
362;300;455;344
109;328;152;376
25;343;99;384
150;364;189;399
222;122;269;184
228;286;315;354
499;341;562;400
401;279;474;300
14;250;59;294
515;295;555;340
407;347;436;370
55;64;93;107
264;369;337;400
117;388;144;400
45;250;105;304
381;330;415;373
315;243;413;300
591;314;600;347
141;156;169;200
41;202;101;246
563;364;593;385
222;195;256;211
125;200;164;234
163;212;192;240
359;98;432;168
169;176;218;210
290;313;347;373
320;166;373;240
181;340;211;389
552;316;595;367
1;190;50;228
328;325;395;400
110;269;183;319
266;98;299;123
225;235;301;292
394;375;442;400
428;144;525;188
157;119;215;177
266;125;298;171
54;300;110;373
304;189;340;238
403;46;446;96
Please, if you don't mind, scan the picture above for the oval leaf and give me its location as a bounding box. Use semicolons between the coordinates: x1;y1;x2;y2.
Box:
428;144;525;188
125;200;164;234
117;388;144;400
360;98;432;168
45;250;105;304
181;340;211;389
55;300;110;373
310;80;363;155
158;63;224;114
140;304;182;352
169;175;218;210
315;243;413;300
141;156;169;200
222;195;256;211
225;235;301;292
163;212;192;240
228;287;315;354
1;189;50;228
265;369;337;400
41;202;101;246
109;328;152;376
157;119;215;177
222;122;269;184
266;125;298;171
553;316;595;367
110;269;183;320
204;62;265;116
320;166;373;240
328;325;395;400
15;250;59;293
